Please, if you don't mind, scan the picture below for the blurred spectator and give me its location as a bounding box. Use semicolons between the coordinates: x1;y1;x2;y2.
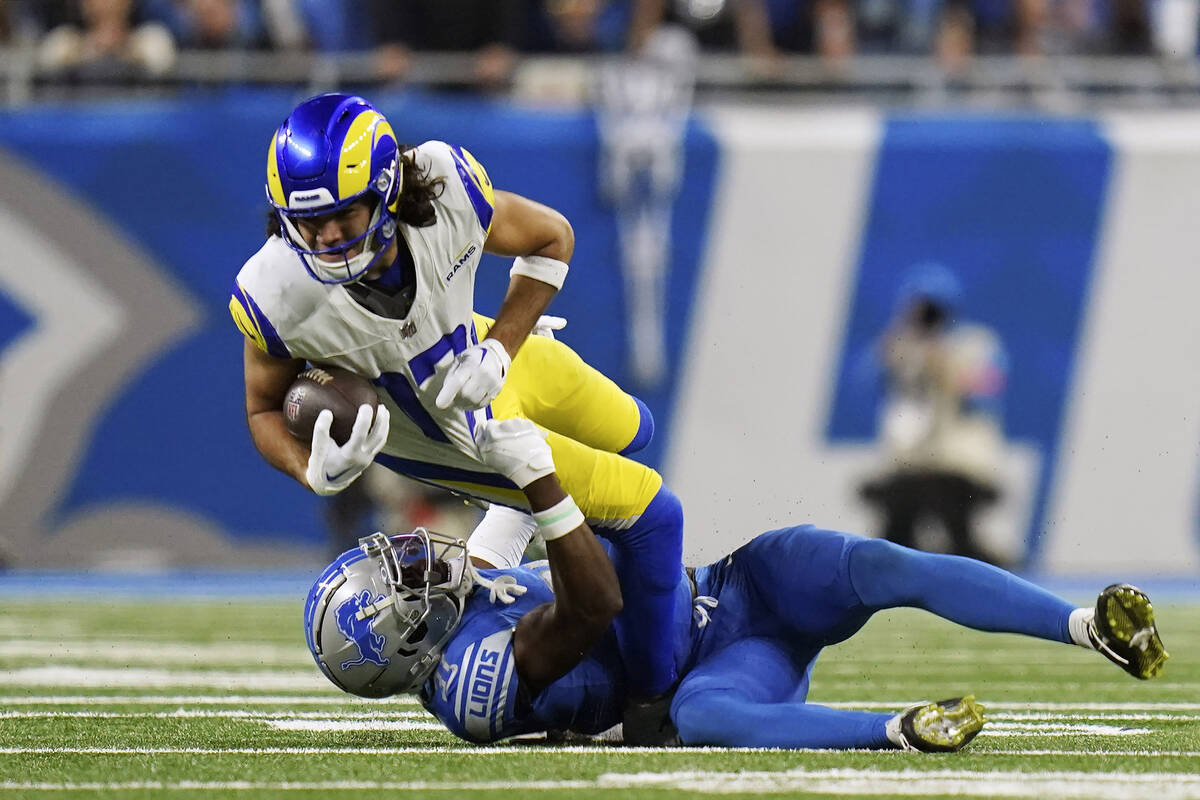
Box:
292;0;371;51
1007;0;1151;56
934;3;972;74
0;1;11;42
259;0;307;50
371;0;522;90
37;0;176;82
628;0;782;77
858;264;1010;567
164;0;268;50
525;0;631;53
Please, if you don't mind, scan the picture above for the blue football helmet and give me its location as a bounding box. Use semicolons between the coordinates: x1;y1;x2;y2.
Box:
304;530;473;698
267;93;403;284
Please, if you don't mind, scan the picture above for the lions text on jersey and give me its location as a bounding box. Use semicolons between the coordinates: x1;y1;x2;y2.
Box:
420;559;695;744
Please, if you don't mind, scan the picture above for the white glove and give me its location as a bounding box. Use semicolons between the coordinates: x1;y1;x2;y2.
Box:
305;404;390;497
435;338;511;411
533;315;567;339
474;417;555;489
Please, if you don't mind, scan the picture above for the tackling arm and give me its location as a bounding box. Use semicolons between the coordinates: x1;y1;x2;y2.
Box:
472;417;621;692
512;475;623;691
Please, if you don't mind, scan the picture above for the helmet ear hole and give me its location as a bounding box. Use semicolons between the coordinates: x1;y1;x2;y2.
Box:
406;622;429;644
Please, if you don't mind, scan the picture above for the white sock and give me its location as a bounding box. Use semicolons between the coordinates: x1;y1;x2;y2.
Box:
1068;607;1096;649
884;713;907;749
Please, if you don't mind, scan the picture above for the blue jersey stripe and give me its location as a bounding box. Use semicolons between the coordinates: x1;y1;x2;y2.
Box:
303;548;368;653
374;373;451;444
374;453;519;491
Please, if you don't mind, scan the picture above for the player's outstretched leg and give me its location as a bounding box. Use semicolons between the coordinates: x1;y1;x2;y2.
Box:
1081;584;1169;679
671;638;985;751
885;697;986;753
848;538;1169;679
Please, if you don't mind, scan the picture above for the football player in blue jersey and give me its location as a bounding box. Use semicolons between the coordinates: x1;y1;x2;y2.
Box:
233;94;682;720
305;417;1169;750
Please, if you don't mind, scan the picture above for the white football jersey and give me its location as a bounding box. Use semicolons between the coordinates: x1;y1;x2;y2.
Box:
231;140;515;497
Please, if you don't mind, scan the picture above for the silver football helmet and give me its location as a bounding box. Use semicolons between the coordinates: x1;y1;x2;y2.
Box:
303;530;473;698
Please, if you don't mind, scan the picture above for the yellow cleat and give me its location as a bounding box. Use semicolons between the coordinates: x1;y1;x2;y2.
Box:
895;696;985;753
1088;584;1169;680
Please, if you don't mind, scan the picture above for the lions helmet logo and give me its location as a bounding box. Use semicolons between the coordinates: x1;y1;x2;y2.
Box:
334;590;391;671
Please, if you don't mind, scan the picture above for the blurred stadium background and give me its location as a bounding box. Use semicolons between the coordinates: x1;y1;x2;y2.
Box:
1;1;1199;797
1;0;1198;580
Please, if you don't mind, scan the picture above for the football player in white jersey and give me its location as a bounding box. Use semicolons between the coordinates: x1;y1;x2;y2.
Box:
230;93;683;710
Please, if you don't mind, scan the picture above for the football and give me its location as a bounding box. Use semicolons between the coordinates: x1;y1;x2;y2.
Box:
283;366;380;446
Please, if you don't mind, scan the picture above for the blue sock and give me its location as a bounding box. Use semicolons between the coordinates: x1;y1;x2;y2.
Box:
618;397;655;455
847;538;1074;644
596;486;683;697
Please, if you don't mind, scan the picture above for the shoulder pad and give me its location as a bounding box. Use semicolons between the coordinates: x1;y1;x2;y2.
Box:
231;238;326;357
416;140;495;234
431;626;519;743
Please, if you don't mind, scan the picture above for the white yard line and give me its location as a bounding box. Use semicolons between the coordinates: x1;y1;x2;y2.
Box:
0;710;1184;725
3;769;1200;798
262;720;445;731
0;711;433;719
0;746;1197;757
822;701;1200;711
0;695;419;706
0;667;327;690
0;641;308;666
0;713;1154;737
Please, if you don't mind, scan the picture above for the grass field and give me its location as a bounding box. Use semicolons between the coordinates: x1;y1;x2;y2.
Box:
0;591;1196;799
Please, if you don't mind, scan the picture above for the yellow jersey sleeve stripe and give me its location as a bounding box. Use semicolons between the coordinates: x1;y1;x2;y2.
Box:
449;144;495;234
229;281;291;359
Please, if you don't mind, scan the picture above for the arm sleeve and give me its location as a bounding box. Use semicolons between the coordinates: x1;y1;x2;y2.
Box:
468;505;538;569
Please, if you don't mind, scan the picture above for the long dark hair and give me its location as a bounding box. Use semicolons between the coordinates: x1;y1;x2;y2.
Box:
266;147;445;237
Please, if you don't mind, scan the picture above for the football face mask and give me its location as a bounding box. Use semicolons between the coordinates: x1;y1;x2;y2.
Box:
304;529;471;698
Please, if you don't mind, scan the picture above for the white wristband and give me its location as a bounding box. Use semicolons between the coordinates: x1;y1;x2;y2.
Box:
532;496;585;541
511;255;569;290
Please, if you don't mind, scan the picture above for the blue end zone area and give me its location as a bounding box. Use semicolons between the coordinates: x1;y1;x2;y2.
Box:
0;570;317;599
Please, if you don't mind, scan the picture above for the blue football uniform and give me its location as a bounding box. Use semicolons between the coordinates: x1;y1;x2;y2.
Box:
420;558;694;743
422;527;1077;748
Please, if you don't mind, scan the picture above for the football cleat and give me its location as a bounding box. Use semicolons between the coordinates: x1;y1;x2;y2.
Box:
892;696;985;753
1087;584;1169;680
